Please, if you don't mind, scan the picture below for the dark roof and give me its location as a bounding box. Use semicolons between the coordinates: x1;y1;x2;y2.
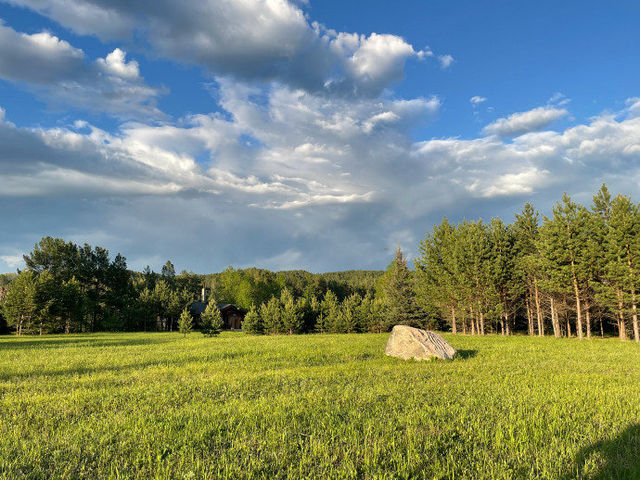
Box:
189;302;245;316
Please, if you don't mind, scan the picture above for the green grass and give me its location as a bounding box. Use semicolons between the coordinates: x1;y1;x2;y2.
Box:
1;332;640;479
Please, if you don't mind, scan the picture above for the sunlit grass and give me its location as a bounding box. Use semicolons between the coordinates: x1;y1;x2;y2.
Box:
1;332;639;479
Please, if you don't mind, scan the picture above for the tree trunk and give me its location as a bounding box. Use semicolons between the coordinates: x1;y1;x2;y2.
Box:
479;311;485;335
500;315;505;335
617;289;627;341
505;313;511;335
631;290;639;342
600;316;604;338
625;248;639;342
451;305;457;334
571;261;583;339
470;304;476;335
526;295;534;336
550;296;560;338
534;277;543;336
566;316;572;338
585;302;592;340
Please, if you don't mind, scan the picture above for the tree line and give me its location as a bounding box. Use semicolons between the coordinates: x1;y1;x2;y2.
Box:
0;237;392;335
415;184;640;341
3;184;640;340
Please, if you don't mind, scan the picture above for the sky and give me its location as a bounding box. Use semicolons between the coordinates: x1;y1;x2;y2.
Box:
1;0;640;273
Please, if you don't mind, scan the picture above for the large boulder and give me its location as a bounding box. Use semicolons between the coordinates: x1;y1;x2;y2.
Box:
384;325;457;361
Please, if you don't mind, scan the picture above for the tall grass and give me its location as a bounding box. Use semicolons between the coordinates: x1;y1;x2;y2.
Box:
1;332;639;479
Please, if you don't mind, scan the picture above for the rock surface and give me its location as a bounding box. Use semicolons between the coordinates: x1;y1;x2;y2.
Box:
384;325;457;361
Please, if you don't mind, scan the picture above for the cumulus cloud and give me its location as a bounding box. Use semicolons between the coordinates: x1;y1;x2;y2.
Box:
482;106;568;136
3;0;444;97
2;89;640;270
0;22;164;119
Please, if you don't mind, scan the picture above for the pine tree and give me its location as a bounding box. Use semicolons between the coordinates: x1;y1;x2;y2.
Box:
242;306;263;334
201;299;223;336
513;203;543;336
542;194;591;339
340;293;362;333
280;288;302;334
379;246;420;329
415;217;461;334
260;296;282;334
321;290;340;333
604;195;640;341
488;218;516;335
178;308;193;337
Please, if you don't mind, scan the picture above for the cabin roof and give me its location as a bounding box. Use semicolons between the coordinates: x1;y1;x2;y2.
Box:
189;302;244;316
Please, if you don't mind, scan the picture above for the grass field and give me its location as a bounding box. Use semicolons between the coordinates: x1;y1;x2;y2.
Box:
1;332;639;479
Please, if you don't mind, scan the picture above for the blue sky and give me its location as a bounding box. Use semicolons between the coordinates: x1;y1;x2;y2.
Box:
1;0;639;273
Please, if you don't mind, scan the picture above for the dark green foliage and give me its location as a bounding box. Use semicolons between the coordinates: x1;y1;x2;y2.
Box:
378;246;420;330
178;309;193;337
201;300;224;336
414;185;640;341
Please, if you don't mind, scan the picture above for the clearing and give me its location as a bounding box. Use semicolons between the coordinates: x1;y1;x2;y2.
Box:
0;332;639;479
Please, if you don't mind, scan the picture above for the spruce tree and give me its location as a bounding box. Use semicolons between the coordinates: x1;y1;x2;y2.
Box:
280;288;302;334
380;246;420;329
242;306;263;334
321;290;340;333
178;308;193;337
201;299;223;336
260;296;282;334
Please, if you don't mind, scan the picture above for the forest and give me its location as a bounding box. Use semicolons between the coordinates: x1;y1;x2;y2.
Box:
1;184;640;341
416;184;639;341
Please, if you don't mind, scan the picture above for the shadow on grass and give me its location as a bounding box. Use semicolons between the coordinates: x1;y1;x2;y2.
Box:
0;335;174;351
455;349;477;359
569;424;640;479
0;349;250;382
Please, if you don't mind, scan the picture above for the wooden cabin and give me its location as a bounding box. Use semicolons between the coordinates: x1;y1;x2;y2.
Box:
189;286;245;330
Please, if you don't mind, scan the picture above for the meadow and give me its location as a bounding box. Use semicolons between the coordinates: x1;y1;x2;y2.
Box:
0;332;639;479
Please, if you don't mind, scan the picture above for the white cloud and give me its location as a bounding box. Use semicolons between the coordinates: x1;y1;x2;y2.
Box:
4;0;444;97
3;75;640;270
0;22;164;119
95;48;140;79
470;96;487;105
482;106;568;136
0;254;23;269
438;54;454;69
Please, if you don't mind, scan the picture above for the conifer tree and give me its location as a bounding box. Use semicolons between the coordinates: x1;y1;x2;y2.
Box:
543;194;591;339
178;308;193;337
321;290;340;333
604;194;640;341
201;299;223;336
260;296;282;334
513;203;543;336
380;246;420;329
415;217;461;333
280;288;302;334
242;306;263;334
488;218;516;335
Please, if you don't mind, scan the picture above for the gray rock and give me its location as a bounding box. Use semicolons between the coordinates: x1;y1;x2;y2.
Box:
384;325;457;361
